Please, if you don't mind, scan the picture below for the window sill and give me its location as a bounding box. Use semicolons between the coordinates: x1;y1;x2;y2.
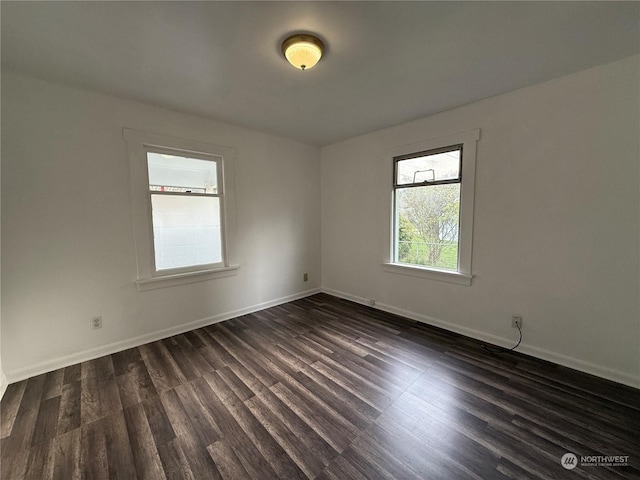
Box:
136;265;239;291
382;263;472;286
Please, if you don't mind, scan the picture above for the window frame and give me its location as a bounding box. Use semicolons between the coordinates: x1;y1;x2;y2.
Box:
382;129;479;286
124;129;239;290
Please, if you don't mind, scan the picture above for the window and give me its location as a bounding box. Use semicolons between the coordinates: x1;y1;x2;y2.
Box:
124;129;238;289
394;145;462;271
147;150;223;272
383;129;479;285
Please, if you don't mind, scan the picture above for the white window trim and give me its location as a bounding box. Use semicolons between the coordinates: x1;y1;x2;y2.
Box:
382;128;480;286
124;128;239;290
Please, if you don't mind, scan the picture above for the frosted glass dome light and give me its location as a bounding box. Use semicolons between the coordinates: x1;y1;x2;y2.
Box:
282;34;325;70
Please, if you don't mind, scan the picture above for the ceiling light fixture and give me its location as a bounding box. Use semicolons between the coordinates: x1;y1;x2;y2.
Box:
282;34;324;71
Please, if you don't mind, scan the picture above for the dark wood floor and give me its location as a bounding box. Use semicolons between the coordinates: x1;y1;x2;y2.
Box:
1;293;639;479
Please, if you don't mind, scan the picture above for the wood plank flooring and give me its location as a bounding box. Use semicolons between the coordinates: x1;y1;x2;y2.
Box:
1;293;639;479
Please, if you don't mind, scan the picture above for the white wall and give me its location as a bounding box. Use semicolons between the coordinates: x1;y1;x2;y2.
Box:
1;73;321;381
0;165;6;398
321;55;640;387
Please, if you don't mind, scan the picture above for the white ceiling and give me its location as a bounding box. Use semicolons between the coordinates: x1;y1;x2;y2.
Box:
2;1;639;146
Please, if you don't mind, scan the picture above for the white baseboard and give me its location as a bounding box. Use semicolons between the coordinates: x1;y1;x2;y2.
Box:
5;288;321;384
321;288;374;308
0;370;8;400
322;287;640;389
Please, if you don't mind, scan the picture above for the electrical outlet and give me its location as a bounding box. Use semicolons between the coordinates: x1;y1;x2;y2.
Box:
369;299;376;306
91;316;103;330
303;273;308;282
512;315;523;329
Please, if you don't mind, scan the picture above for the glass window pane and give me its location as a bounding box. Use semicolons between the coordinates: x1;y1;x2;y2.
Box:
396;148;461;185
147;152;218;193
395;184;460;270
151;194;222;271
